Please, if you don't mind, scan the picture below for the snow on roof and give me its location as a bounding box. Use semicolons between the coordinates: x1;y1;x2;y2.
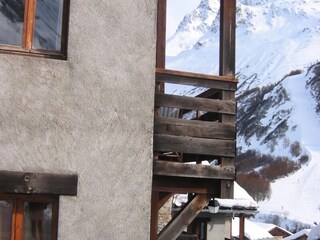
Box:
255;222;277;232
309;224;320;240
214;198;258;210
234;182;256;202
214;182;258;210
283;229;311;240
255;222;292;235
232;218;273;240
173;182;259;210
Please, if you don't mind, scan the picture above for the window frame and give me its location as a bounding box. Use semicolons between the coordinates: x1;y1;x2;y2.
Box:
0;193;59;240
0;0;70;60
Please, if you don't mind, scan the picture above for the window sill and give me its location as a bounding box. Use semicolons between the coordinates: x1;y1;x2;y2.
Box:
0;46;67;60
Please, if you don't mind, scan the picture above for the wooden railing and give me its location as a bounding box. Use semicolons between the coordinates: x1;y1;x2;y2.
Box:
154;69;237;155
153;68;237;180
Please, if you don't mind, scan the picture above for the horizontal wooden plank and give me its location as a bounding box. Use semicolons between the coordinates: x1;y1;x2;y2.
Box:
154;134;235;157
155;93;236;115
156;68;238;83
154;116;235;140
153;161;235;180
152;176;219;194
0;170;78;195
156;73;236;91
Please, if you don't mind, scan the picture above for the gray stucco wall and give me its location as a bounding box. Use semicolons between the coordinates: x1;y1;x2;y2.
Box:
0;0;157;239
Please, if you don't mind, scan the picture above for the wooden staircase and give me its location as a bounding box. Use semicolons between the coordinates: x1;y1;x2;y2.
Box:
151;1;237;239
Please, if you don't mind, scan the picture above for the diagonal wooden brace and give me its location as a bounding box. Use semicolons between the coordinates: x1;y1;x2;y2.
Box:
158;193;212;240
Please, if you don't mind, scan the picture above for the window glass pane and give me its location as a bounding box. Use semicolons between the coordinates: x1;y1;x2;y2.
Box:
0;200;13;240
33;0;64;51
0;0;24;46
23;202;52;240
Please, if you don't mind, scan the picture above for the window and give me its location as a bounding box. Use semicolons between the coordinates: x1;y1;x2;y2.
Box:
0;0;70;59
0;194;59;240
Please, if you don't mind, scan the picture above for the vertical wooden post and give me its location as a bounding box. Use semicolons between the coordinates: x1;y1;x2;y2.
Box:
156;0;166;93
219;1;236;239
150;191;160;240
151;1;167;237
156;0;167;69
239;215;245;240
219;0;236;77
219;0;236;199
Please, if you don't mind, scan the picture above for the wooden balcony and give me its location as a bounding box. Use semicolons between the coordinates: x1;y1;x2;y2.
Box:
153;68;237;180
151;0;237;238
152;68;237;240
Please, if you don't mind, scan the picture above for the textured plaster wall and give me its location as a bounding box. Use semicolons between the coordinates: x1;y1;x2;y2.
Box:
0;0;157;239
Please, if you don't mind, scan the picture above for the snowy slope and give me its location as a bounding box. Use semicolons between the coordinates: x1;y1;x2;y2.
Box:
258;71;320;224
166;0;320;226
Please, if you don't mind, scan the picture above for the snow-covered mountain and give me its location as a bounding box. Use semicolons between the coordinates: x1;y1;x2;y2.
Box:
166;0;320;228
166;0;220;55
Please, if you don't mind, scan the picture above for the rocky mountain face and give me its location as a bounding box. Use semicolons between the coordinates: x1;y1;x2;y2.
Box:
166;0;320;227
166;0;220;55
307;63;320;115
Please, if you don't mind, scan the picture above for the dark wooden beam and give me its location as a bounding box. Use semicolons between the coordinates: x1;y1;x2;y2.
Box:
239;215;245;240
156;68;237;90
154;134;235;157
153;176;219;194
154;116;235;140
219;0;236;76
219;0;236;200
156;0;166;68
0;170;78;195
150;191;159;240
158;194;211;240
153;161;235;180
155;93;236;115
158;192;173;210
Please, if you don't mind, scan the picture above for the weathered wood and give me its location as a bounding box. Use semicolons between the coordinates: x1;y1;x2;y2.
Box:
0;170;78;195
156;71;237;92
239;215;245;240
156;68;237;83
219;0;236;76
154;116;235;140
158;194;211;240
154;134;235;157
196;88;221;99
153;176;218;194
150;191;159;240
155;94;236;115
156;1;166;68
158;192;173;210
153;161;235;180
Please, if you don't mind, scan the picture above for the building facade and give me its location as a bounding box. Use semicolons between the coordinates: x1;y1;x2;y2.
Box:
0;0;157;239
0;0;237;239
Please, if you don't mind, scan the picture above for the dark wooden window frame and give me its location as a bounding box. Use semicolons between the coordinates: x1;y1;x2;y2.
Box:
0;0;70;60
0;170;77;239
0;193;59;240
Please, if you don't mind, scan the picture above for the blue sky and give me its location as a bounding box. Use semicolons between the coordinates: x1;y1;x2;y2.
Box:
166;0;200;38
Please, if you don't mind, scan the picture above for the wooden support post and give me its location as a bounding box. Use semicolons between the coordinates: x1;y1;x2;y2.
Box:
219;1;236;239
219;0;236;199
239;215;245;240
150;191;160;240
219;0;236;77
157;194;211;240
